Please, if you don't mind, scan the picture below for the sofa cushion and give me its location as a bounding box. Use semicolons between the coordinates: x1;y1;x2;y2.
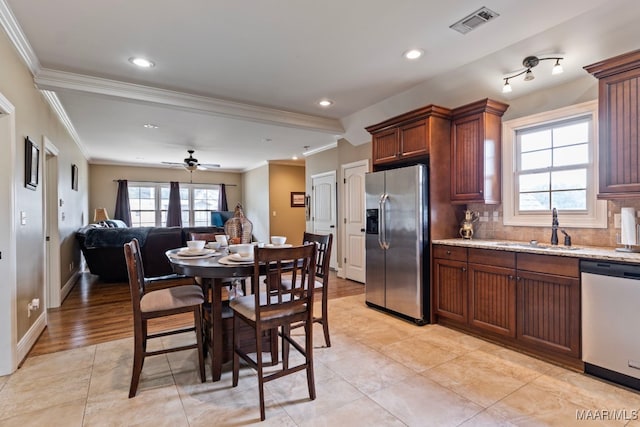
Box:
84;227;152;248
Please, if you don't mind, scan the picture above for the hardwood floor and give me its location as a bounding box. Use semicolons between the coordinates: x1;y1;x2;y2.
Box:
28;271;364;359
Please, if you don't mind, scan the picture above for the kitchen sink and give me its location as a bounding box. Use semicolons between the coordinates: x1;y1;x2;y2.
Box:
495;242;580;251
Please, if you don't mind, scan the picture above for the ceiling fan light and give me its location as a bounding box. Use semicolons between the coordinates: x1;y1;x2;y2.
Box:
552;59;563;75
523;69;535;81
502;80;512;93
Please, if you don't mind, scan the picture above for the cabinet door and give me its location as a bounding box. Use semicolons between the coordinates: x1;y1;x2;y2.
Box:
372;128;399;165
598;69;640;197
450;113;484;203
433;258;467;324
468;263;516;337
516;271;580;358
399;119;429;159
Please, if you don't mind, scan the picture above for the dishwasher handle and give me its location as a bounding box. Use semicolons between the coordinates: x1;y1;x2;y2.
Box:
581;260;640;279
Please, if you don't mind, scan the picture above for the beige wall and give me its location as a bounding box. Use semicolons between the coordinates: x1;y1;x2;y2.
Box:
0;29;87;343
89;164;242;222
268;164;306;245
242;164;270;243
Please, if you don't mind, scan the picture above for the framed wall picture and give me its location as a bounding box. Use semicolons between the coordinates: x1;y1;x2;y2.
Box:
25;136;39;190
291;191;305;207
71;164;78;191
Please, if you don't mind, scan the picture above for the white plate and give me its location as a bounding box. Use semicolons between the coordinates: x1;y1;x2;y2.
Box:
177;248;215;257
230;253;253;262
218;255;254;265
171;252;216;260
264;243;293;248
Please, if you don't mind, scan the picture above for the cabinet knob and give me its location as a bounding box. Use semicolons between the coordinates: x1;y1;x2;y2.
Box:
461;267;467;272
446;250;451;255
508;275;514;280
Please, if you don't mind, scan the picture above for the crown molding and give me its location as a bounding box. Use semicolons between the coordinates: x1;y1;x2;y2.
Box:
303;141;338;156
0;0;40;74
40;90;89;159
34;68;345;134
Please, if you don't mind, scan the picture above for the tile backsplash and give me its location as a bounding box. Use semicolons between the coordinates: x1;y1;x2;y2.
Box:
467;200;640;248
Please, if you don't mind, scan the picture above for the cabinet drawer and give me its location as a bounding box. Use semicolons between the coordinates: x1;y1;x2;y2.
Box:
516;253;579;278
468;248;515;269
433;245;467;262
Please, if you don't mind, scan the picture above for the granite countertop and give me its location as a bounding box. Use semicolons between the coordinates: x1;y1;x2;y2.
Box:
432;238;640;265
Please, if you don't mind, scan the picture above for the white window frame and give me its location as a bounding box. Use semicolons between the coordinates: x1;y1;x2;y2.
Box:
502;100;607;228
129;182;221;227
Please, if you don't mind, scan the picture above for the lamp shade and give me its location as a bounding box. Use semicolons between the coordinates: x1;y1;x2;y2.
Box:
94;208;110;222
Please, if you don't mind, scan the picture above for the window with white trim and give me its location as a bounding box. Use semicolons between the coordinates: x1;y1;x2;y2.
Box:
503;101;607;228
128;182;221;227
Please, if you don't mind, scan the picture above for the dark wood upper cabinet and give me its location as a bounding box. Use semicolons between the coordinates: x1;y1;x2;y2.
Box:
585;49;640;199
450;99;509;204
366;105;452;168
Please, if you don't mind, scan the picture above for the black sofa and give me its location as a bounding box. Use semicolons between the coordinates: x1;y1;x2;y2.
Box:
77;225;226;282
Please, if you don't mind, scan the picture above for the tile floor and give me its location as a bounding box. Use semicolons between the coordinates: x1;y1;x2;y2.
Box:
2;294;640;426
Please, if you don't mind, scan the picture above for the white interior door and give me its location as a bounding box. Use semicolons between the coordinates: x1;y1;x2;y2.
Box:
342;160;367;283
43;138;61;308
0;93;18;375
311;171;337;270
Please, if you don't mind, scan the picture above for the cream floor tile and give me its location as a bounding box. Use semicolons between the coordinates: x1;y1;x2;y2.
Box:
413;324;489;355
266;371;365;425
422;349;542;407
486;380;625;427
300;396;405;427
0;398;85;427
0;374;8;391
14;345;96;382
326;345;415;395
459;409;518;426
379;335;460;373
0;368;91;420
368;374;483;427
83;385;189;427
178;369;289;425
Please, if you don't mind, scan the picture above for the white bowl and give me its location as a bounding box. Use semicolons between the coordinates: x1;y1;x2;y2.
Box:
232;243;253;258
271;236;287;246
186;240;205;251
214;235;229;246
206;241;221;250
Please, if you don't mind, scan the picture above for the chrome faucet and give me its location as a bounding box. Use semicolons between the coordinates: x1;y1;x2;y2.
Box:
551;208;559;245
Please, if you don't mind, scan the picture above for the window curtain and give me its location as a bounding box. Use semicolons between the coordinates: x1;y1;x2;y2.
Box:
218;184;228;211
114;179;132;226
166;181;182;227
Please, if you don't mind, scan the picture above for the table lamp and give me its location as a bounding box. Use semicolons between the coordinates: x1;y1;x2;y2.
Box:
94;208;109;224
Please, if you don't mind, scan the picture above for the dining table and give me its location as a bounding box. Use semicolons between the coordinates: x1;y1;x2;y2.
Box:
165;247;255;381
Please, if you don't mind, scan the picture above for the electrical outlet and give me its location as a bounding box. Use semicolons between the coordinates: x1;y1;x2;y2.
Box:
614;213;621;228
27;303;31;318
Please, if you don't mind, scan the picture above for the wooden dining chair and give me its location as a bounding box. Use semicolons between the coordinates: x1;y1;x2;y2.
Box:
188;231;224;242
124;238;206;398
230;244;317;421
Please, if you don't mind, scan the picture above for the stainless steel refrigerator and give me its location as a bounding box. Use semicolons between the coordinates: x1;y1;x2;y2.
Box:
365;164;429;325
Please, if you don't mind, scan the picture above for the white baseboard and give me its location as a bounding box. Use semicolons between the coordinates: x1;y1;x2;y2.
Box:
337;267;345;278
17;311;46;364
61;270;80;302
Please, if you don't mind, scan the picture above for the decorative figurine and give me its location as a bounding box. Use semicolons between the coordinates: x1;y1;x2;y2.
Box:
459;209;479;239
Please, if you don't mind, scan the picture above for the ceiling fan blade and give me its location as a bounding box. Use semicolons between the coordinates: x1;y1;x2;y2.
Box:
199;163;221;169
161;161;184;167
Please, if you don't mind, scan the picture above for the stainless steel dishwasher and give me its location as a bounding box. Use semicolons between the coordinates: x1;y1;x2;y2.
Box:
581;259;640;390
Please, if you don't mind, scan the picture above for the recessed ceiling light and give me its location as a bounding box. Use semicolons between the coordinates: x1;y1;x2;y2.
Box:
143;123;158;129
318;99;333;107
292;154;299;160
403;49;424;60
129;57;155;68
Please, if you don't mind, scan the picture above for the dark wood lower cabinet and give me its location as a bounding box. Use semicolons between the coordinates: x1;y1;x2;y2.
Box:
516;270;580;358
432;245;581;367
468;263;516;338
433;258;468;324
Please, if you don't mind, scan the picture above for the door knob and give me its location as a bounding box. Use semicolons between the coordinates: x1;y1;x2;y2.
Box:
360;228;365;232
330;225;335;228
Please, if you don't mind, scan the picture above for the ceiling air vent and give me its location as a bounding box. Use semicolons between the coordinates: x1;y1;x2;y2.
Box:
450;7;499;35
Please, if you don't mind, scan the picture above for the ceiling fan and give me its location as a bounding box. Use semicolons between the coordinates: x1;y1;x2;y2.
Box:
161;150;220;171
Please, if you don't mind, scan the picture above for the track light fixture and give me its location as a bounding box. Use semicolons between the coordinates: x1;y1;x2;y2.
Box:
502;55;564;93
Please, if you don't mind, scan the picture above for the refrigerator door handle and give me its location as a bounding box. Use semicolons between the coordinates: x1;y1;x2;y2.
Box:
380;193;389;250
